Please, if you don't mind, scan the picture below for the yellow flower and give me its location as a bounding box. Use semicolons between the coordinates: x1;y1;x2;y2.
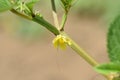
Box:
52;34;71;50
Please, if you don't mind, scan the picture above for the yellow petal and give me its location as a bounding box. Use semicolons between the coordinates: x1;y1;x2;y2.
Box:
52;34;71;50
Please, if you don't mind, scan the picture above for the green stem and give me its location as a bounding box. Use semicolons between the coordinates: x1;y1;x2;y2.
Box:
63;33;110;80
51;0;57;12
62;32;99;66
60;13;68;31
10;9;32;20
11;9;60;35
70;39;99;66
32;15;60;35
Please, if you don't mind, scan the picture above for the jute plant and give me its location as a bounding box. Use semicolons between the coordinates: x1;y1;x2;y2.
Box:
1;0;120;80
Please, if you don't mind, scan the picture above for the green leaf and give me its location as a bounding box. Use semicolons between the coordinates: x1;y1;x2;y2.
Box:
94;63;120;75
108;15;120;63
0;0;13;12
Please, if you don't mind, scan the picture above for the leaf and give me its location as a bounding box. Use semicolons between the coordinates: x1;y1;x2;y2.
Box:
94;63;120;75
107;15;120;63
0;0;14;12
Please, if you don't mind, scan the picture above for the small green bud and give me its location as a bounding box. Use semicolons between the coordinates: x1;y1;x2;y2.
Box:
61;0;73;13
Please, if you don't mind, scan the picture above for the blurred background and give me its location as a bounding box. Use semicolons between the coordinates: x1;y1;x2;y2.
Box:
0;0;120;80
